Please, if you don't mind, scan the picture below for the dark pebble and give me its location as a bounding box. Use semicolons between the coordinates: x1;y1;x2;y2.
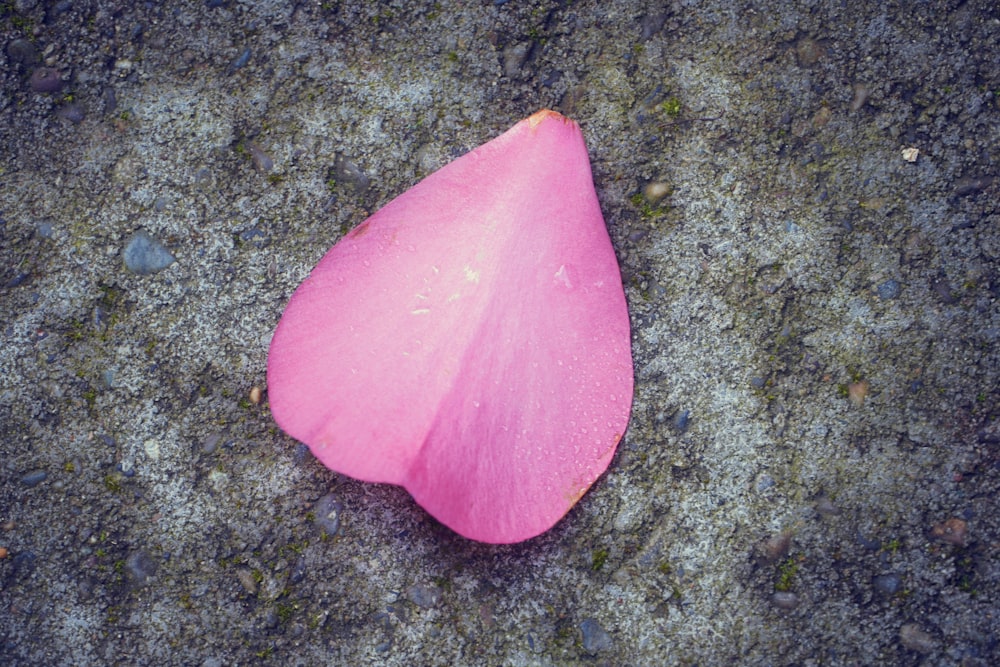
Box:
795;38;824;66
503;41;533;78
954;175;993;196
876;279;901;300
56;103;85;124
29;67;64;93
238;226;266;242
126;549;159;585
292;442;311;465
873;573;902;595
815;496;840;516
21;470;47;487
4;272;30;288
333;154;370;195
755;473;776;492
246;141;273;173
977;419;1000;443
201;432;223;454
36;221;54;238
313;494;342;536
899;623;937;653
406;584;441;609
771;591;800;609
672;409;690;432
289;557;307;585
750;376;766;389
229;48;252;73
857;532;881;550
640;12;668;40
48;0;73;17
7;38;38;66
12;551;37;577
931;278;955;304
123;229;175;275
579;617;612;653
102;87;117;113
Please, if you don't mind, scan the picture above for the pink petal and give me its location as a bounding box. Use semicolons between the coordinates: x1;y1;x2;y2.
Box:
267;109;633;543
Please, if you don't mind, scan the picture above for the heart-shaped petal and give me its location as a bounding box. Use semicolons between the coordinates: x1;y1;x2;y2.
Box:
268;110;633;543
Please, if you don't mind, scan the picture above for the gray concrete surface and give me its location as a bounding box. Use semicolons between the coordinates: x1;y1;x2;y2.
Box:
2;1;998;665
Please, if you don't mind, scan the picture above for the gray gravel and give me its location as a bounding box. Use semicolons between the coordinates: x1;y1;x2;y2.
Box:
2;1;999;666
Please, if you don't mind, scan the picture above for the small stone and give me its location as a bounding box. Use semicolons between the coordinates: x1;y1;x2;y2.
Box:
102;87;118;113
333;154;370;195
978;419;1000;443
406;583;441;609
672;409;690;432
771;591;800;610
899;623;937;653
954;175;993;196
56;103;85;124
643;181;671;205
901;147;919;162
931;278;956;304
873;573;902;595
246;141;273;173
201;432;223;454
12;550;36;578
795;38;824;66
312;494;342;536
124;229;175;275
29;67;64;92
289;558;307;585
755;473;776;492
126;549;159;585
814;495;839;516
144;439;160;461
20;470;47;487
7;38;38;66
113;58;134;76
579;617;612;653
236;568;258;595
503;41;533;78
848;381;869;408
877;279;901;300
850;83;870;112
758;532;792;562
640;12;668;40
36;220;54;238
930;517;967;546
229;47;252;73
249;386;262;405
292;443;311;465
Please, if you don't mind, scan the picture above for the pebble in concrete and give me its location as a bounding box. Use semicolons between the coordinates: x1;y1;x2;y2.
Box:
124;229;175;275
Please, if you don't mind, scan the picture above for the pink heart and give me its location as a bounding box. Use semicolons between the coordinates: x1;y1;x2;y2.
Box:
267;110;633;543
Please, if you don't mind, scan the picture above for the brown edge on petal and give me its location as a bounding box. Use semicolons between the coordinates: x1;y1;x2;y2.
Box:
526;109;571;128
346;218;372;239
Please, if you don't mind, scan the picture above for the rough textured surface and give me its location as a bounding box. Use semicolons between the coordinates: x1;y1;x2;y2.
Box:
1;1;998;665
